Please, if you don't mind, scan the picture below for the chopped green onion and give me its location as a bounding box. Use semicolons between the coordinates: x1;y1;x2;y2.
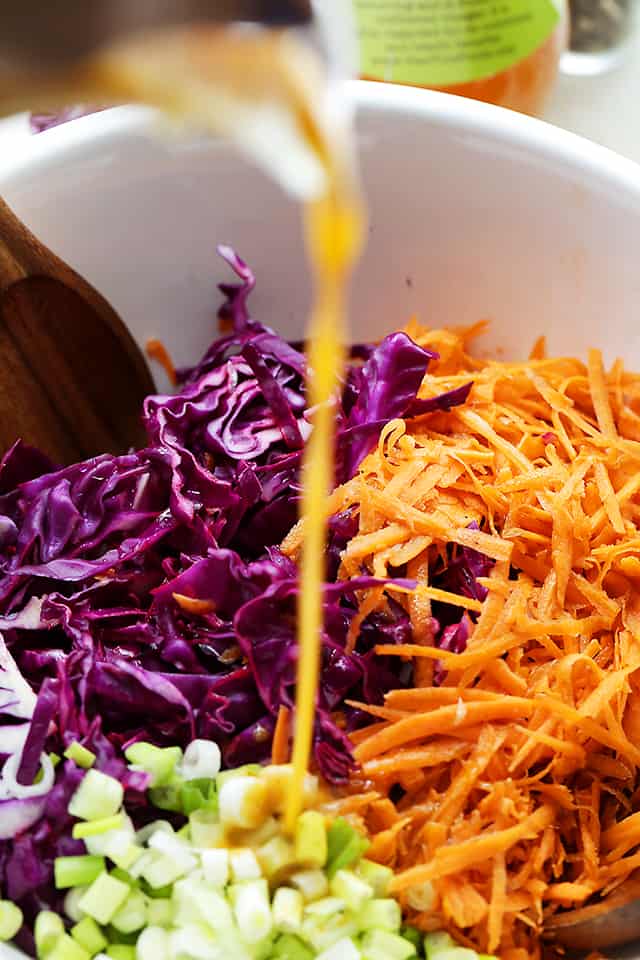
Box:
180;739;221;781
359;899;402;932
49;753;62;769
140;852;192;889
106;946;136;960
189;809;223;848
357;860;393;898
326;820;369;879
148;784;182;813
425;932;455;957
70;917;107;955
142;882;173;901
361;929;417;960
424;932;483;960
272;933;314;960
145;898;172;928
135;926;168;960
229;879;273;944
229;848;262;882
401;927;423;954
167;925;219;960
198;848;228;887
146;830;192;865
249;816;281;847
55;855;105;890
257;835;296;879
0;900;23;941
124;744;181;788
63;888;88;924
109;844;143;872
316;938;360;960
110;890;148;934
295;810;328;869
77;873;130;925
290;869;329;902
47;933;91;960
72;814;124;839
109;869;137;887
304;897;346;919
180;777;217;815
83;817;136;864
303;916;359;954
35;910;65;957
135;821;172;844
172;879;233;931
64;742;96;770
272;888;304;934
32;756;430;960
330;869;374;911
215;763;262;788
218;775;269;829
68;770;124;821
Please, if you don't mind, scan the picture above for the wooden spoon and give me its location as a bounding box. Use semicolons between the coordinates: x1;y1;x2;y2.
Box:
544;871;640;952
0;196;154;465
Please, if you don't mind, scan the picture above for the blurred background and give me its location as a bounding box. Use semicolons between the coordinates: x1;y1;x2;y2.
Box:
0;0;638;161
547;1;640;160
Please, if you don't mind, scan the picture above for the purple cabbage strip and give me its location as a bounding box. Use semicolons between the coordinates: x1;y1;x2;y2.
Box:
30;107;106;134
0;246;479;927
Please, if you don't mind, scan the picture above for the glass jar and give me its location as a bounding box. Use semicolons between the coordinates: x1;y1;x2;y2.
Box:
562;0;632;75
353;0;568;116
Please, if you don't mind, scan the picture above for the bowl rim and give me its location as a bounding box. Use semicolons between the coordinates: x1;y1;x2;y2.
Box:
1;81;640;199
3;75;640;960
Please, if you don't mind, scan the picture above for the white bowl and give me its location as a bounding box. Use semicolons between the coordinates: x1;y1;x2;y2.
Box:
2;83;640;391
2;83;640;960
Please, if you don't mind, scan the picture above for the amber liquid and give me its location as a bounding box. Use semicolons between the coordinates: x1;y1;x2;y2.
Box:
0;26;364;825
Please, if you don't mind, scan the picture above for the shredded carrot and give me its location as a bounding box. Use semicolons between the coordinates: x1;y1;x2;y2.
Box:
172;593;215;615
146;338;177;385
529;336;547;361
298;320;640;958
271;705;291;765
588;348;617;438
488;853;507;952
389;806;555;888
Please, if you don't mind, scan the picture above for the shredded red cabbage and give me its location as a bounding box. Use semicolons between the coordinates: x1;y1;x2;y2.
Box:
30;108;105;134
0;247;478;928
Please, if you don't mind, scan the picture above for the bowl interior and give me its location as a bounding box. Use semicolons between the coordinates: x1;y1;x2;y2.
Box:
2;85;640;395
2;85;640;960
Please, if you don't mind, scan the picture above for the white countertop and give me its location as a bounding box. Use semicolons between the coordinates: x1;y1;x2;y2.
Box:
545;5;640;162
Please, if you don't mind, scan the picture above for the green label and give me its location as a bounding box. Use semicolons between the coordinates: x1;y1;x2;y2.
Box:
353;0;560;87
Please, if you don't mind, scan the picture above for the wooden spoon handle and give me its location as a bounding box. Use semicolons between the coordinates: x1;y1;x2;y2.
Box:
0;194;154;395
0;194;84;288
0;196;34;286
0;195;156;462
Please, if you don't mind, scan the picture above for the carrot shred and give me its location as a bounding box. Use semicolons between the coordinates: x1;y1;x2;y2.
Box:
172;593;215;615
529;336;547;361
354;699;536;763
488;853;507;952
271;705;291;765
279;321;640;957
588;348;617;438
389;806;555;888
146;338;177;385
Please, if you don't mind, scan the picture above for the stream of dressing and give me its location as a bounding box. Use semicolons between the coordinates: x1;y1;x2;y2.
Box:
3;24;365;827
